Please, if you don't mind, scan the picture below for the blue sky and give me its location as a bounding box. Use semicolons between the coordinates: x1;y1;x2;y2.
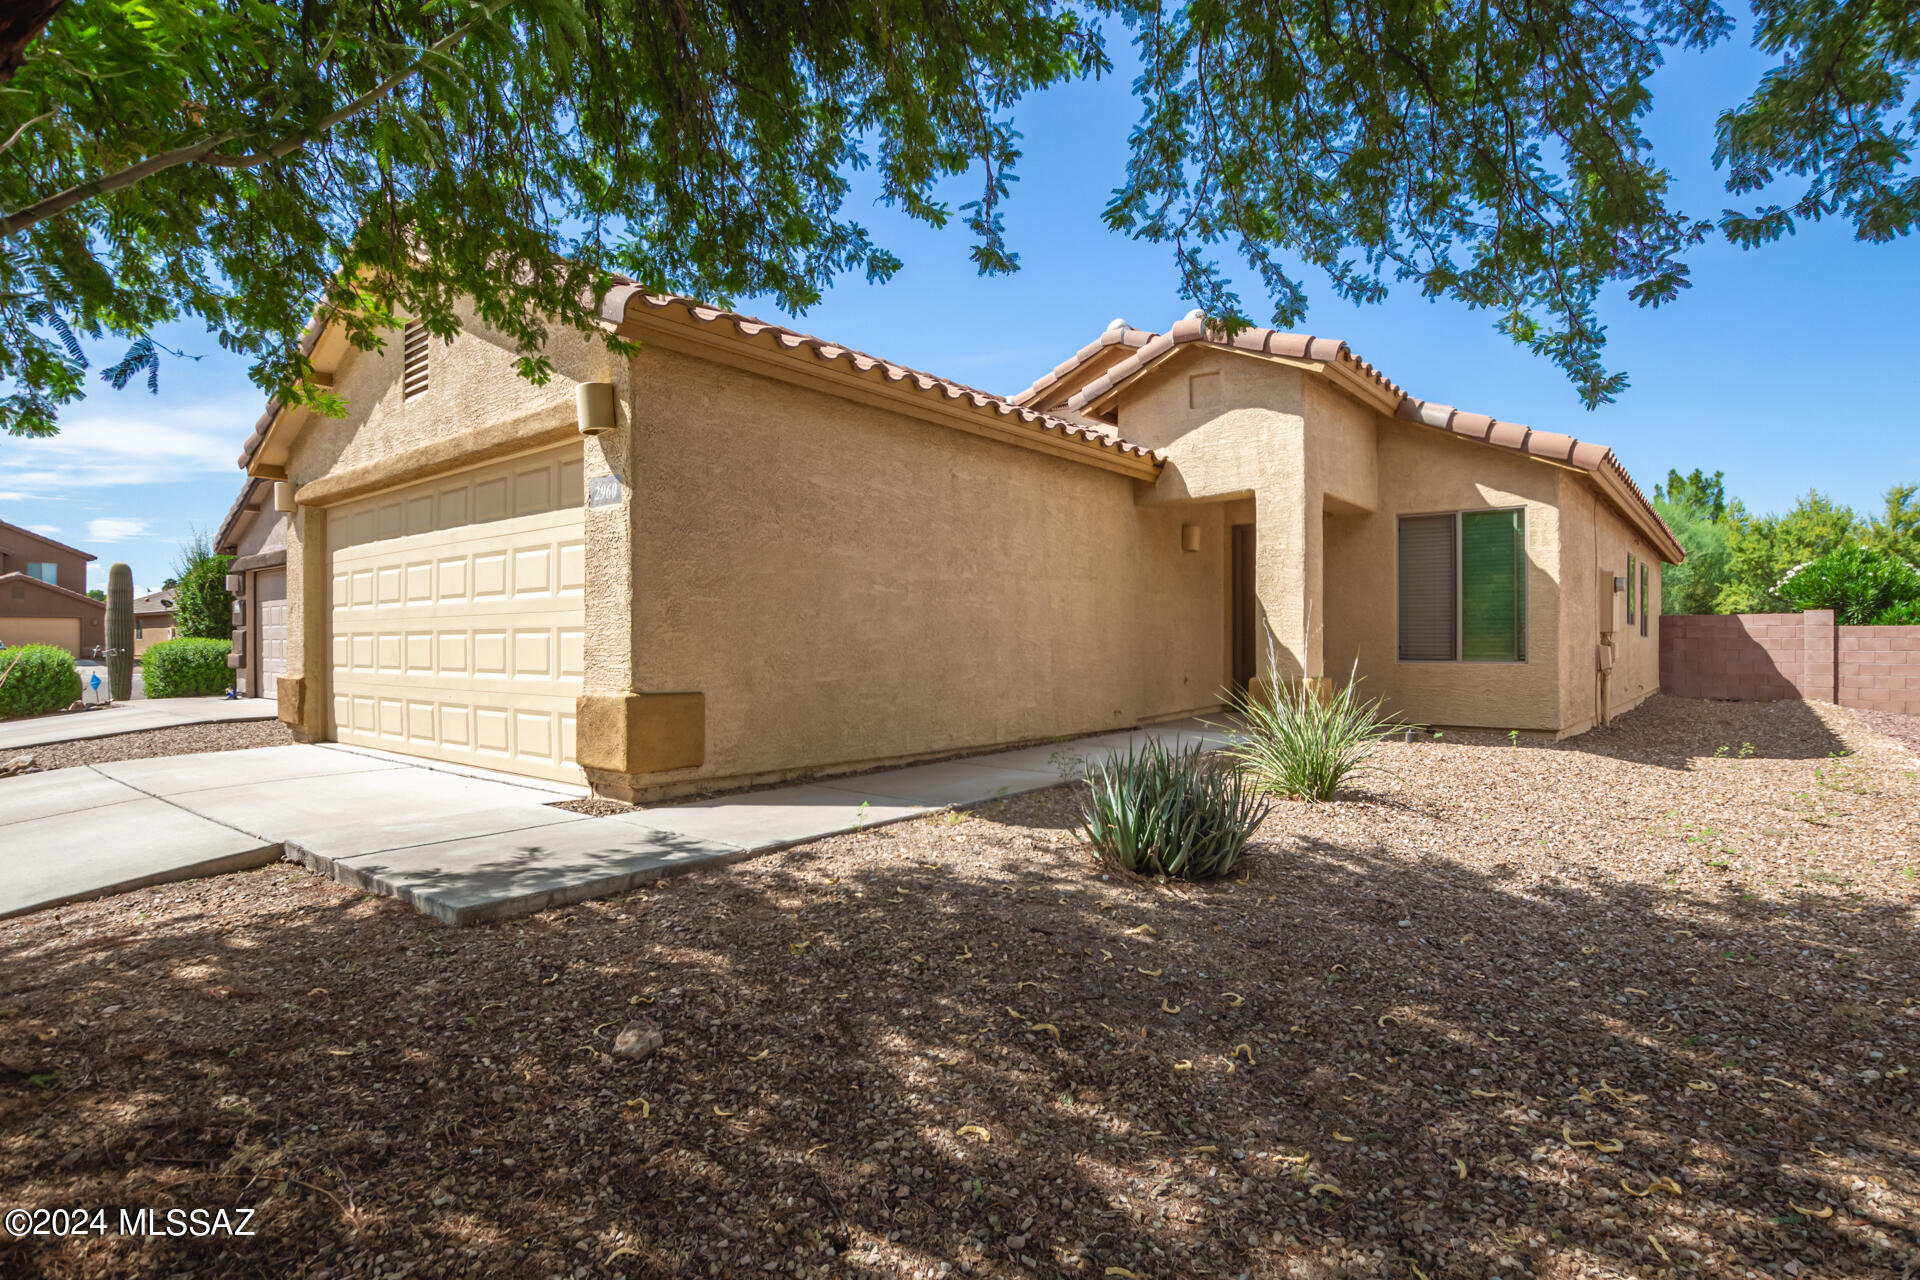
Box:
4;9;1914;592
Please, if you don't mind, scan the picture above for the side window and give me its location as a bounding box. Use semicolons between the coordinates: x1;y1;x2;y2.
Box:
1396;509;1527;663
1641;563;1650;637
1625;552;1635;625
26;561;57;584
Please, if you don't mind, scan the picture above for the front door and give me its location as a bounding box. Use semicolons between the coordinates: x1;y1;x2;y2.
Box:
1230;524;1257;693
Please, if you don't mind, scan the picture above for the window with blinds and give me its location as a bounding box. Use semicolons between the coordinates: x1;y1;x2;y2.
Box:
1397;509;1528;663
402;321;430;399
1397;514;1458;661
1640;563;1650;637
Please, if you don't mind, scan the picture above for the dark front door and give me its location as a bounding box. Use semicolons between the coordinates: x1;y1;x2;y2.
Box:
1230;524;1257;693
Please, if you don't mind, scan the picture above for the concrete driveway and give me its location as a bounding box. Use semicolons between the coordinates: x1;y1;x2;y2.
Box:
0;694;274;753
0;720;1232;926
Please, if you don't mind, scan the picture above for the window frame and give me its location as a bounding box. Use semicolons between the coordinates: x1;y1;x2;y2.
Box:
1395;506;1530;666
25;561;58;585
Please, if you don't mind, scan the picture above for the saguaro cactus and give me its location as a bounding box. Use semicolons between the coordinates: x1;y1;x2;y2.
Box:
106;562;133;701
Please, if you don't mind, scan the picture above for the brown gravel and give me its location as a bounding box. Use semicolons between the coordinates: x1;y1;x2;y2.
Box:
1;694;1916;1280
1853;708;1920;758
10;719;294;773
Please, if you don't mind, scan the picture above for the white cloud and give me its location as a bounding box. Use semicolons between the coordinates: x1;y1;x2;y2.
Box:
27;524;61;535
87;517;150;543
0;390;259;497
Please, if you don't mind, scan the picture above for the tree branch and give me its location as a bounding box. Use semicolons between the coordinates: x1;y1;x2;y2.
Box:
1;0;511;239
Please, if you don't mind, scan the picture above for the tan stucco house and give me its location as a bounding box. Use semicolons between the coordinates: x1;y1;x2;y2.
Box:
131;588;177;655
236;292;1681;797
214;477;290;698
0;518;104;655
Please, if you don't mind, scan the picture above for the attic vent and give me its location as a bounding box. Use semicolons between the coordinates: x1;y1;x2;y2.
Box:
402;321;430;399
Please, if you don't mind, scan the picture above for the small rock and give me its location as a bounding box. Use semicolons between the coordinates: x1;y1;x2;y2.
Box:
0;754;34;776
1004;1235;1026;1251
612;1021;662;1061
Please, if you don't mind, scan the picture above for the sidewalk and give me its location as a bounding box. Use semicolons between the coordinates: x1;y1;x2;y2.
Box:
0;718;1234;926
0;696;276;753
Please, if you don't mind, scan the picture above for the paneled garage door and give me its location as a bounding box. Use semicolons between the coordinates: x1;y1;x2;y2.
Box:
0;616;80;653
255;568;287;697
326;445;587;783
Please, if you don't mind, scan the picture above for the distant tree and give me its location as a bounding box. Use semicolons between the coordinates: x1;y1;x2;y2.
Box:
170;529;232;641
1653;498;1730;615
1715;491;1858;613
85;587;104;601
1866;484;1920;565
161;577;178;590
1655;468;1728;524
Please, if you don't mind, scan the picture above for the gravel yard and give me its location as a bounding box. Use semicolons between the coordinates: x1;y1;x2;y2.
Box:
5;719;294;773
1;695;1915;1280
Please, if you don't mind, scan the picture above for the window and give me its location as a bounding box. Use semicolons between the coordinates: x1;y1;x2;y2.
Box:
1626;552;1635;624
1640;562;1650;637
26;561;57;584
1397;509;1527;663
402;321;430;399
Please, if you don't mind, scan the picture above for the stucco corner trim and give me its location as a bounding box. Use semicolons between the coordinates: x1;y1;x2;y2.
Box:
276;675;308;732
576;691;706;778
292;401;579;507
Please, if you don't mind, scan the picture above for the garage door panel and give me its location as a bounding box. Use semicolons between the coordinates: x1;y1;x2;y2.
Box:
326;444;586;783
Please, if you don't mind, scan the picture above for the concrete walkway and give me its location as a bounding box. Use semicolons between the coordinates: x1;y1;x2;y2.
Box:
0;719;1232;926
0;695;275;752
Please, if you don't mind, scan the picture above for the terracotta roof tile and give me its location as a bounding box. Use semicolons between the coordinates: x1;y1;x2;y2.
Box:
596;286;1162;470
1036;314;1682;562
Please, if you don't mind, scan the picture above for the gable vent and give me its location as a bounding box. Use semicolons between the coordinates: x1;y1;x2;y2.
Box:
402;321;430;399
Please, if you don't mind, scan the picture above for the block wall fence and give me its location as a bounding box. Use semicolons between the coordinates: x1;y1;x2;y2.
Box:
1660;609;1920;715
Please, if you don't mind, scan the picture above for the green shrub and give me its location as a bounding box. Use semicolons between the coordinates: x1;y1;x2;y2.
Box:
1775;542;1920;625
0;645;82;718
1223;664;1403;802
172;533;234;640
1874;599;1920;625
142;638;233;697
1078;739;1271;881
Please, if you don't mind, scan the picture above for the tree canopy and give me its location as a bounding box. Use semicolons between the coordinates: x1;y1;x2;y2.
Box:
2;0;1916;437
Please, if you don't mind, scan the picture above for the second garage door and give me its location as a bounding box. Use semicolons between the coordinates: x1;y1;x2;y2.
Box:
326;445;587;783
254;567;287;697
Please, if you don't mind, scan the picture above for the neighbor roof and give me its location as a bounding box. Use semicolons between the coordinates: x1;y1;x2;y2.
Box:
0;517;96;562
133;588;176;615
0;571;104;609
239;286;1164;480
1019;312;1683;562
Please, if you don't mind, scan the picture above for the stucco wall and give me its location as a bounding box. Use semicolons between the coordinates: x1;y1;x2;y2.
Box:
1555;474;1664;734
616;344;1226;793
231;505;286;561
1320;417;1566;731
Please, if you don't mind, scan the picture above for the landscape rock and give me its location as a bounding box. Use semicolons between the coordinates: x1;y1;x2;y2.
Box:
612;1021;663;1061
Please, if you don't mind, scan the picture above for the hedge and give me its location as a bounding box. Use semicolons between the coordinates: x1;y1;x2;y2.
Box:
0;644;82;718
142;637;233;698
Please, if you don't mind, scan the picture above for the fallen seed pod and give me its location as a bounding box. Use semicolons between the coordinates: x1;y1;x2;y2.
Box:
1032;1023;1061;1040
1221;991;1246;1007
1788;1201;1833;1219
956;1124;991;1141
1308;1183;1344;1196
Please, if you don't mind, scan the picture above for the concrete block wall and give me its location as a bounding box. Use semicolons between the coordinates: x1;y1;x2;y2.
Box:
1660;610;1836;702
1838;624;1920;715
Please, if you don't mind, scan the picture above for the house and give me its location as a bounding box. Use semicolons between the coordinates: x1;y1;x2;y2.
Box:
235;292;1681;798
0;518;104;655
213;477;289;698
131;588;177;655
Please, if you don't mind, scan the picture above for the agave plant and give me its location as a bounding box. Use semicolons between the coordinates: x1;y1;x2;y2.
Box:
1078;739;1271;880
1224;660;1403;802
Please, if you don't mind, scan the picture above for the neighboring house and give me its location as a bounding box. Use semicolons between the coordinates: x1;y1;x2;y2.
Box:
131;588;177;655
235;293;1680;797
0;518;104;655
214;476;290;698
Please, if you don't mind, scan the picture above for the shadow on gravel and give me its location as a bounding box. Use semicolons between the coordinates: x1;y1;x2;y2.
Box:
1;753;1914;1280
1447;694;1857;771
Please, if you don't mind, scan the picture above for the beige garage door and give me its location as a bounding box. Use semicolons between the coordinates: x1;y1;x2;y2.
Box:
326;445;587;783
255;568;287;696
0;616;80;653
